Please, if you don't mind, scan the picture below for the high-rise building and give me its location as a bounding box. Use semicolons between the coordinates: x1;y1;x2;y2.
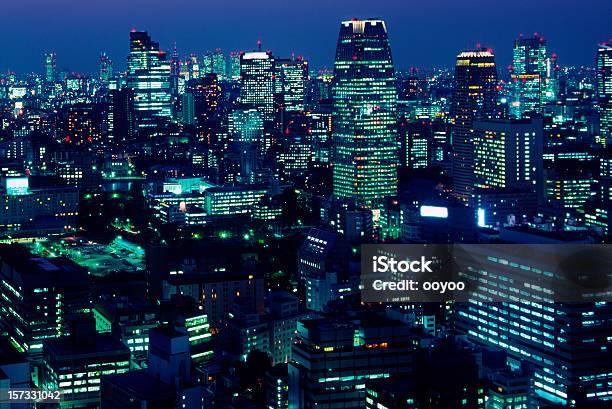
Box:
451;48;498;201
510;35;553;118
288;315;413;409
473;117;543;193
275;56;308;112
240;51;275;123
45;52;57;84
0;245;89;357
170;43;180;97
455;242;612;406
203;48;227;81
42;319;131;408
229;108;264;146
107;89;136;144
332;19;398;206
229;51;242;81
596;41;612;147
472;117;544;227
126;31;172;132
186;73;220;125
99;52;112;86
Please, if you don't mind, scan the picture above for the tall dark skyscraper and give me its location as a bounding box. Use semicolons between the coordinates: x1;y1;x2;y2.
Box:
596;41;612;147
451;48;498;202
126;31;172;133
332;19;398;206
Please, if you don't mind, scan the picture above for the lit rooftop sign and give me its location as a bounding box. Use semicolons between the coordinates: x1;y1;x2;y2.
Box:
420;205;448;218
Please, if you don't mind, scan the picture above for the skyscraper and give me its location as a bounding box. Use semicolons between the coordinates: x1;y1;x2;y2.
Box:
510;35;552;118
451;48;498;202
229;51;241;81
203;49;227;81
332;19;398;206
99;52;113;86
240;50;275;123
275;56;308;112
596;41;612;147
288;315;413;409
126;31;172;133
44;52;57;84
455;243;612;406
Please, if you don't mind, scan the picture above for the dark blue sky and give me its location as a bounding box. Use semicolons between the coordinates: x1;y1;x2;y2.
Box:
1;0;610;75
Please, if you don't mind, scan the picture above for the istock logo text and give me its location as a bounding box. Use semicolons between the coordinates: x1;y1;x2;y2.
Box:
372;256;433;273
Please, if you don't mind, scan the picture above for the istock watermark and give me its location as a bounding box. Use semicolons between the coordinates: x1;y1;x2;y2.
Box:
361;244;612;303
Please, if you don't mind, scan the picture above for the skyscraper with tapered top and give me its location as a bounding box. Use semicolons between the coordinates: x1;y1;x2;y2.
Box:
332;18;398;207
451;48;498;202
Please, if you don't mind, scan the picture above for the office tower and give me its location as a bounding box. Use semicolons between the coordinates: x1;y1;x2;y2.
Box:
267;291;302;365
226;299;270;360
0;245;89;357
229;108;264;143
473;117;543;193
455;239;612;407
240;50;275;123
364;340;486;409
0;175;79;235
125;31;172;132
455;243;612;406
297;228;354;312
472;117;544;227
332;19;398;206
183;313;214;364
544;159;596;211
229;51;241;81
43;319;131;407
45;52;57;84
93;295;158;368
276;133;311;180
186;73;221;125
170;43;180;96
275;56;308;112
204;186;268;217
596;41;612;146
288;315;413;409
107;89;135;144
99;52;112;85
451;48;498;202
163;269;264;326
510;35;552;118
203;48;227;81
66;104;99;145
400;121;431;169
181;92;195;125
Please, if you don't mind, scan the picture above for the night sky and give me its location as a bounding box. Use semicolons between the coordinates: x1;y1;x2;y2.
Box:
1;0;611;75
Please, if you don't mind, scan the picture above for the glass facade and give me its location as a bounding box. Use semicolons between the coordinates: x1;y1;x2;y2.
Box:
332;19;398;206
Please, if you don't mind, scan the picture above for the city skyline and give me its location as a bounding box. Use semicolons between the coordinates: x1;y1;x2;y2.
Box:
1;0;611;74
0;6;610;408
